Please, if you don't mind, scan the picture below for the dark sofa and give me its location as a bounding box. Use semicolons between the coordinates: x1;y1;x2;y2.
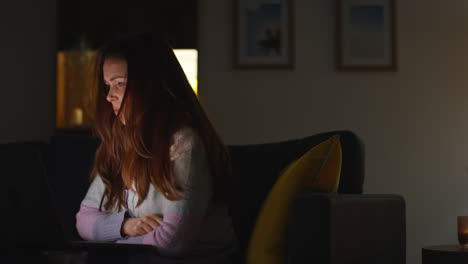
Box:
2;130;406;264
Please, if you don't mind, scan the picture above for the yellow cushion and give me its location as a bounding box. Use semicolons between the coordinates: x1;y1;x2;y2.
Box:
247;135;342;264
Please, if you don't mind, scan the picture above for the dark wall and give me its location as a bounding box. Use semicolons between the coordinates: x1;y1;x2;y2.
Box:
0;0;56;143
58;0;198;49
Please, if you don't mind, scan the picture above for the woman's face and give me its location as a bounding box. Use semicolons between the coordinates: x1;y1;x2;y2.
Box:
103;58;127;124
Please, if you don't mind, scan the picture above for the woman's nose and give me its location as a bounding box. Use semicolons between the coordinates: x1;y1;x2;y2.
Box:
106;86;117;102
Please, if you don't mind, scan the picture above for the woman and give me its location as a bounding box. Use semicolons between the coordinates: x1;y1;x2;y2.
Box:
76;34;237;260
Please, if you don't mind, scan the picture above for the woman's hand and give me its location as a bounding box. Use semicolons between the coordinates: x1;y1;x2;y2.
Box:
122;214;163;237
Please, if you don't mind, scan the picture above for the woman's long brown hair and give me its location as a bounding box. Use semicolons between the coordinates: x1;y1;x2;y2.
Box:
90;34;231;211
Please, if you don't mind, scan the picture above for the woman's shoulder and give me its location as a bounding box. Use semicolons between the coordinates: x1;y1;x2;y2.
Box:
170;126;203;161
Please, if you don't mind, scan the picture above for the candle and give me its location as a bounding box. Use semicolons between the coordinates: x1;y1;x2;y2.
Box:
70;107;83;127
458;216;468;246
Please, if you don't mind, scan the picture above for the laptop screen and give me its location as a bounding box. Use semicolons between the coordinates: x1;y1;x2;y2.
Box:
0;143;65;246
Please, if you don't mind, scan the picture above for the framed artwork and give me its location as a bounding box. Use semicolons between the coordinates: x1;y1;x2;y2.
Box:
336;0;397;71
233;0;294;69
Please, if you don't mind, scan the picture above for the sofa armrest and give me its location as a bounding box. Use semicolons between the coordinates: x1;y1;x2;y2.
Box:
288;194;405;264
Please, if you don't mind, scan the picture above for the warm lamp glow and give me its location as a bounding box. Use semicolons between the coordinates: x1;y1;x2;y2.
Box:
174;49;198;95
56;50;95;129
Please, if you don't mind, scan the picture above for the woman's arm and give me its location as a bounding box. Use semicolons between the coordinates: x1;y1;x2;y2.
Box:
75;175;128;242
76;203;127;241
117;128;213;256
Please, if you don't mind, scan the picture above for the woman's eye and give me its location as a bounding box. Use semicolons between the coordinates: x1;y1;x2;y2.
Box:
118;82;125;87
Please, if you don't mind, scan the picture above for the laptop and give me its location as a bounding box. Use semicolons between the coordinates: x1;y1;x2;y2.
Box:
0;142;65;248
0;142;156;254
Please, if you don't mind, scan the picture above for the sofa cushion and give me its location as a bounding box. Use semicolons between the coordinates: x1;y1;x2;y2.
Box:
246;135;342;264
227;130;363;257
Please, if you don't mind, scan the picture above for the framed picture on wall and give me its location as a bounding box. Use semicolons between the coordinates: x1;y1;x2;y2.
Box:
336;0;397;71
233;0;294;69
